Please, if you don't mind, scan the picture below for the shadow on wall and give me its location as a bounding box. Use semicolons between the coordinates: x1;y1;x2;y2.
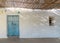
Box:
20;9;60;38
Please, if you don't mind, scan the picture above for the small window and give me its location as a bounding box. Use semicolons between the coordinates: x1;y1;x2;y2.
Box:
49;16;54;26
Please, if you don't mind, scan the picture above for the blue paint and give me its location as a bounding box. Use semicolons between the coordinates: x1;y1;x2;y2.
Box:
7;15;19;37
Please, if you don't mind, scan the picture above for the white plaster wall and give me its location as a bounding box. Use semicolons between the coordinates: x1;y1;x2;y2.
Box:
0;8;20;38
0;11;7;38
20;9;60;38
0;8;60;38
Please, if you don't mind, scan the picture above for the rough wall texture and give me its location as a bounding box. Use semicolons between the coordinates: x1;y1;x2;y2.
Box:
0;8;60;38
20;9;60;38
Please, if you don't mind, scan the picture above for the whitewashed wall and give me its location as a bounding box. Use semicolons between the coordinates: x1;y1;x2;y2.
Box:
0;14;7;38
0;8;20;38
0;8;60;38
20;9;60;38
0;8;7;38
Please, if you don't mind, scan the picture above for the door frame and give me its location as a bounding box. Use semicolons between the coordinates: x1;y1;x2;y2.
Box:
7;15;19;37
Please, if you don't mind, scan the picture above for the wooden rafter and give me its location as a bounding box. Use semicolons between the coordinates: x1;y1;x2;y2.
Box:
41;0;58;9
0;0;60;9
0;0;6;7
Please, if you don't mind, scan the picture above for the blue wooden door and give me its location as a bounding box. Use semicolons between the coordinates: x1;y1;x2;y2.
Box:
7;15;19;37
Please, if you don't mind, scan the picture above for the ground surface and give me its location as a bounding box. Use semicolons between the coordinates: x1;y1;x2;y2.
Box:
0;38;60;43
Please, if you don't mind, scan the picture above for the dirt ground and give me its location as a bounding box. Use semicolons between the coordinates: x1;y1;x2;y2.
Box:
0;38;60;43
